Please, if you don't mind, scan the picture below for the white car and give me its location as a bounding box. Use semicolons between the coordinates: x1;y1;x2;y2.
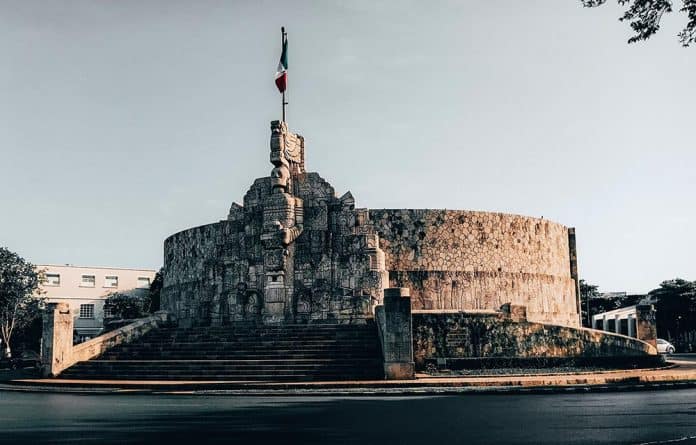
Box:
657;338;676;355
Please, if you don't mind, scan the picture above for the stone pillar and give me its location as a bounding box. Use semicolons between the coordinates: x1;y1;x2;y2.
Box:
602;315;608;332
41;303;74;377
627;314;635;338
567;227;581;326
614;314;621;334
635;303;657;349
382;287;415;380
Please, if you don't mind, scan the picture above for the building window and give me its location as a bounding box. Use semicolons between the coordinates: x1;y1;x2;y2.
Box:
45;273;61;286
137;277;151;288
77;334;93;344
79;304;95;319
104;276;118;288
80;275;96;287
103;305;114;318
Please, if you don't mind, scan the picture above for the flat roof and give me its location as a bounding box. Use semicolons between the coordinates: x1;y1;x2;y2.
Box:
37;264;157;273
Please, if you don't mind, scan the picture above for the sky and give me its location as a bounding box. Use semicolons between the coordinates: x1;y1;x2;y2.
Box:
1;1;694;294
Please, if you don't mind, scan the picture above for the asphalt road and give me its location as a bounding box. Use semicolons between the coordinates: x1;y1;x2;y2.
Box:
670;353;696;363
1;389;696;445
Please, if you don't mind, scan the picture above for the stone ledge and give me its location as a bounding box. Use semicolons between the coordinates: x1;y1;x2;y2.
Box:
72;312;169;366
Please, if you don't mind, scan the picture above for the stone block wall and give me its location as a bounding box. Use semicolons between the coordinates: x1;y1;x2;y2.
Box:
162;170;389;327
370;210;579;327
161;122;581;329
412;311;656;370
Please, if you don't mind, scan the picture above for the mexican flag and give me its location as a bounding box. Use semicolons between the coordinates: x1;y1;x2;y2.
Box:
275;33;288;93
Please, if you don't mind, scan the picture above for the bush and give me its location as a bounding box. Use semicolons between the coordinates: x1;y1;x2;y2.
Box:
103;292;151;320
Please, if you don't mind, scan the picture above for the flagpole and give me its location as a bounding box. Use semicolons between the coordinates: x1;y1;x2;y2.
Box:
281;27;288;123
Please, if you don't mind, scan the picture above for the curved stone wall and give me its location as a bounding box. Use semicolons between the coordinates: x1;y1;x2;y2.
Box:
161;171;388;327
370;210;579;327
412;312;657;370
161;122;580;328
162;222;226;325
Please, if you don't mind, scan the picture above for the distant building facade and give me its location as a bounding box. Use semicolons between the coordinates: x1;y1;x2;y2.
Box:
592;306;639;337
37;265;156;342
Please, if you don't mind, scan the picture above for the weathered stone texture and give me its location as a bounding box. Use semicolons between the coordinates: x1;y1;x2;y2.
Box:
636;303;657;348
370;210;579;327
412;311;656;369
41;303;74;377
42;310;169;377
162;123;388;326
161;122;580;328
377;288;415;379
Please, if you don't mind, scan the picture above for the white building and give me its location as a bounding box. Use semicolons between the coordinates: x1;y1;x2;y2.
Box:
37;264;157;342
592;306;639;338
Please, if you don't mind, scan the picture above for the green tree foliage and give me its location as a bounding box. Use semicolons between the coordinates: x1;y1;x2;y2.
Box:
148;268;163;313
581;0;696;46
103;291;151;321
580;279;601;327
580;279;647;327
0;247;44;358
649;278;696;350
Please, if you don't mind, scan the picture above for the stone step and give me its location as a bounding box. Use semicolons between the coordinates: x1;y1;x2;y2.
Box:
129;332;375;338
62;362;383;373
77;358;379;363
110;339;371;348
99;355;377;362
61;322;383;382
99;352;377;359
60;372;384;379
103;344;378;350
101;353;380;361
159;324;374;331
102;345;378;353
140;337;375;343
63;363;382;371
102;345;377;351
62;368;381;376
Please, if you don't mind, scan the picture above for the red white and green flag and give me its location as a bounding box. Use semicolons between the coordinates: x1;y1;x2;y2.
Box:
275;32;288;93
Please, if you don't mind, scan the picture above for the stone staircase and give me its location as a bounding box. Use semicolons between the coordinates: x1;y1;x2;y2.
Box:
60;322;384;382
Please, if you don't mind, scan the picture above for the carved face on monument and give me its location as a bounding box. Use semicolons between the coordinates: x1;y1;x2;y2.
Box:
270;120;288;168
270;165;290;192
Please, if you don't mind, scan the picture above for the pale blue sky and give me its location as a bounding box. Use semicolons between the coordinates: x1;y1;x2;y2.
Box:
1;1;694;293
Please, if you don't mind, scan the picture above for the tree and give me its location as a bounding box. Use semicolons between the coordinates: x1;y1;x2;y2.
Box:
581;0;696;46
580;279;601;327
103;291;151;321
648;278;696;350
0;247;44;358
148;268;163;312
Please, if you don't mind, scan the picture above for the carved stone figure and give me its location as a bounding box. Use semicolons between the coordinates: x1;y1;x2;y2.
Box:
162;119;580;330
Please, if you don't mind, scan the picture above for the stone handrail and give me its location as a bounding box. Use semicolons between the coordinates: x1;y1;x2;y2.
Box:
42;303;169;377
71;312;168;365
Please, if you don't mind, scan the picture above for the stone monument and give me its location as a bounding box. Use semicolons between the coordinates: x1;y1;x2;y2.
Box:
161;121;580;328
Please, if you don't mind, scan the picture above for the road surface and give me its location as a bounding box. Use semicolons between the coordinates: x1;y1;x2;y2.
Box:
1;388;696;445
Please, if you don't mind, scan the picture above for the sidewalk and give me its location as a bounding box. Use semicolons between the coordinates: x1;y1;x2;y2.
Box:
3;359;696;395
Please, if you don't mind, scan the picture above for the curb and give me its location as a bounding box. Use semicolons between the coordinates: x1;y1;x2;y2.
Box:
2;380;696;396
2;361;693;397
418;363;678;379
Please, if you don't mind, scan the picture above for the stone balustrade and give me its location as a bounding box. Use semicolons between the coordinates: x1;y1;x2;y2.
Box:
41;303;169;377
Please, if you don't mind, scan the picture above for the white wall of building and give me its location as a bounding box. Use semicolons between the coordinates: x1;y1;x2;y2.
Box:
37;264;157;342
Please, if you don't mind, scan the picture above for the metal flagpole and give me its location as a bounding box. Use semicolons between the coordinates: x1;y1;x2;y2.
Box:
281;27;288;123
